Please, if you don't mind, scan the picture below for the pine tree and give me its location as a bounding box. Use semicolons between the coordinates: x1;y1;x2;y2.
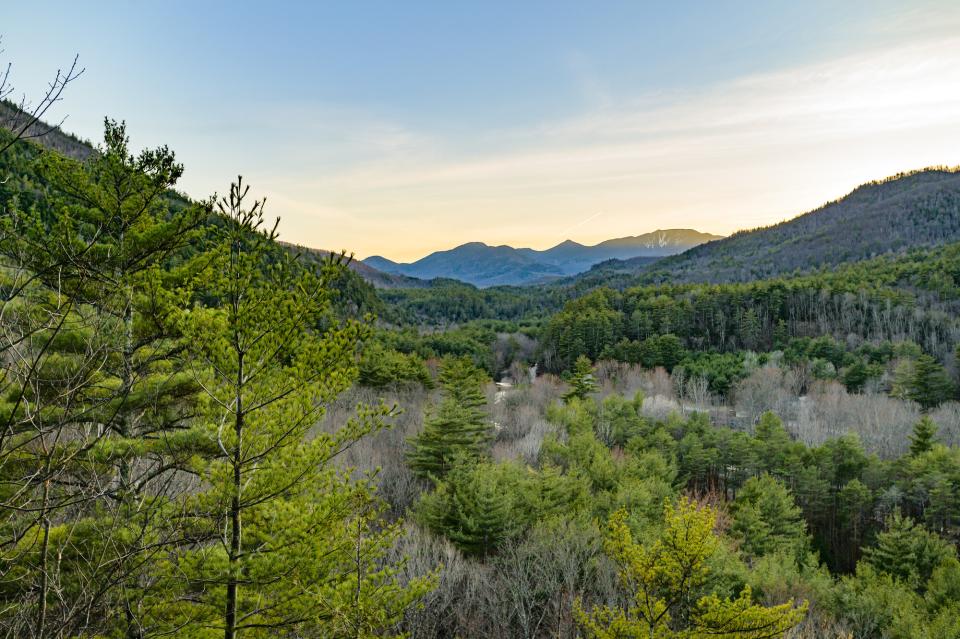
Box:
408;357;490;479
730;474;809;561
0;120;207;637
438;355;488;408
903;355;954;411
417;460;524;556
773;319;789;349
168;179;430;638
655;334;686;371
753;412;793;475
909;416;939;456
864;511;955;589
740;307;761;350
842;360;870;393
576;499;807;638
564;355;597;403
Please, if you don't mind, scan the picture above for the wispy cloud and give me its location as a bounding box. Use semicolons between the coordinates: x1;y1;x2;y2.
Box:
261;8;960;260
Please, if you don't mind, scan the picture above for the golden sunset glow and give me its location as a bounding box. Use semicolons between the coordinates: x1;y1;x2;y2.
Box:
269;29;960;261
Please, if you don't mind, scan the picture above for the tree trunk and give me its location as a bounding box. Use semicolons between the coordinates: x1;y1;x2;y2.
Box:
224;351;243;639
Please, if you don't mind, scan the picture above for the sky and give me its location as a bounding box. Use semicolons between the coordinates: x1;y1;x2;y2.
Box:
4;1;960;261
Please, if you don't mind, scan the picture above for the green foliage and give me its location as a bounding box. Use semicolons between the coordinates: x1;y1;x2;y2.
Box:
7;105;960;639
372;321;509;374
524;244;960;385
834;552;960;639
407;357;491;480
418;460;520;556
163;180;430;637
437;355;488;406
678;351;747;396
541;289;622;369
897;354;955;410
564;355;597;403
910;416;939;456
0;125;438;637
417;459;591;556
359;343;433;388
0;120;211;636
575;500;806;638
863;512;956;591
898;444;960;534
841;359;871;392
730;475;809;563
543;398;676;522
377;279;555;325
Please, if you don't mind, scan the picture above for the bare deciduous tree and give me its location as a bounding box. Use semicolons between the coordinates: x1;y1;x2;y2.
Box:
0;36;83;158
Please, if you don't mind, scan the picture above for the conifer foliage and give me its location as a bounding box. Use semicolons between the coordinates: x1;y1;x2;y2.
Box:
863;511;956;589
903;355;955;411
576;499;807;639
563;354;597;403
910;416;939;456
171;179;430;638
0;120;208;638
417;460;522;556
0;123;433;637
407;356;491;480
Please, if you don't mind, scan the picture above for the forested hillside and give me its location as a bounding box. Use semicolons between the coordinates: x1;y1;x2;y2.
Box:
0;125;387;319
0;122;438;638
540;244;960;371
0;99;93;161
350;167;960;638
374;170;960;328
622;168;960;284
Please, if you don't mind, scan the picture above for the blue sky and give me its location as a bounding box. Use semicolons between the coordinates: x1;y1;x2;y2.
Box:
5;1;960;260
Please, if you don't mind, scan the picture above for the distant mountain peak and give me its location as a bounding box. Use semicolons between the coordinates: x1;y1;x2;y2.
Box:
551;239;585;249
362;228;721;287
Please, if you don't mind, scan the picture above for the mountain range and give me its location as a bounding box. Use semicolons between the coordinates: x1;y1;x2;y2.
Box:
7;108;958;296
363;229;723;287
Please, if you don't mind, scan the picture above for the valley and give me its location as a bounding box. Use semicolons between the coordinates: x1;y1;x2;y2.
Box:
4;6;960;636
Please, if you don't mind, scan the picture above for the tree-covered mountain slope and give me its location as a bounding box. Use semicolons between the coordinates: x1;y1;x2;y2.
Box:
0;99;94;161
0;124;397;315
596;168;960;286
366;241;566;287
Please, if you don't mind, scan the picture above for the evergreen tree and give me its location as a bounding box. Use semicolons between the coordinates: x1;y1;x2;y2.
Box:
169;179;429;638
53;122;209;638
417;459;588;557
864;512;956;590
418;460;524;556
772;319;789;349
437;355;488;407
753;412;793;476
0;120;207;638
655;334;687;371
408;357;490;479
903;355;954;411
730;474;809;562
358;344;433;388
842;360;870;393
740;307;761;350
909;416;939;456
563;355;597;403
